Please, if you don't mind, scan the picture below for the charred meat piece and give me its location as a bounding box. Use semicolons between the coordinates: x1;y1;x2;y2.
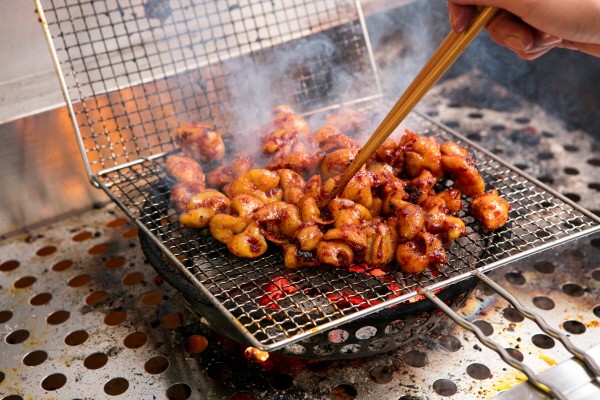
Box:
174;122;226;163
166;155;205;183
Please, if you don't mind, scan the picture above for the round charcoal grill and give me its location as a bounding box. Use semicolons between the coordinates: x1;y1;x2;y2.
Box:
136;165;490;360
139;226;479;359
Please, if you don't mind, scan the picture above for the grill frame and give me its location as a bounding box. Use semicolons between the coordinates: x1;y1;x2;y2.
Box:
33;0;600;396
35;0;600;352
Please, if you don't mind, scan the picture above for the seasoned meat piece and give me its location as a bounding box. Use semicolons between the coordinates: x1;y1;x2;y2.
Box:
174;122;225;162
362;219;398;267
469;189;511;231
166;155;205;183
328;198;372;228
323;225;369;254
320;148;358;180
283;244;320;269
206;153;255;188
405;170;437;204
230;194;264;218
210;214;249;244
253;202;302;244
262;128;299;156
179;189;231;229
393;201;426;241
325;109;367;135
261;108;311;158
375;139;399;165
277;169;306;205
265;151;320;176
270;111;311;137
170;181;205;213
316;240;354;267
226;169;282;204
396;130;443;179
313;125;360;153
395;232;447;274
328;170;381;210
293;223;324;251
441;141;485;196
227;221;268;258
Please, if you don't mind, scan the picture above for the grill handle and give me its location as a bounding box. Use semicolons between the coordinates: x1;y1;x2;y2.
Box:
422;287;569;400
474;271;600;378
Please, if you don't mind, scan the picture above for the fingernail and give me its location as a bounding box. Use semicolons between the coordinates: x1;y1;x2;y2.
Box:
503;35;527;51
449;4;471;33
453;9;470;32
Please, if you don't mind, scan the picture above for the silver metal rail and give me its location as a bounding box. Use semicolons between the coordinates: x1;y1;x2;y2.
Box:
424;270;600;399
422;288;567;400
474;271;600;379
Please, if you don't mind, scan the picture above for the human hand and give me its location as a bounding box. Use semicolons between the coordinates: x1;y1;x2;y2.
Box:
448;0;600;59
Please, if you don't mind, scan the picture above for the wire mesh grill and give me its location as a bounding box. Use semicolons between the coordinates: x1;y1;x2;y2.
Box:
97;108;600;349
38;0;600;351
41;0;378;174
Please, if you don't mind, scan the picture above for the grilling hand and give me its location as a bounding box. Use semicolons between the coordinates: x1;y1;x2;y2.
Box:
447;0;600;59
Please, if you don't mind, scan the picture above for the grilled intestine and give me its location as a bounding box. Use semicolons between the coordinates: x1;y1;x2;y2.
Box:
165;105;510;274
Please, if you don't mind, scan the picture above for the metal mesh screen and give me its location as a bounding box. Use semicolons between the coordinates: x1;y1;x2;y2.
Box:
97;107;600;349
38;0;600;351
41;0;378;174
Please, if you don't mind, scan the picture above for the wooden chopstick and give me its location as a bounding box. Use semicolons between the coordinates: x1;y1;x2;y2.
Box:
320;6;498;208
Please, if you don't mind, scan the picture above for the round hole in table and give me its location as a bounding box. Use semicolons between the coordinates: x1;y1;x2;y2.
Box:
0;260;20;271
0;310;13;324
144;356;169;374
124;332;148;349
432;379;457;396
104;377;129;396
41;373;66;391
52;260;73;272
23;350;48;366
166;383;192;400
13;276;36;289
331;384;357;400
369;365;394;384
65;330;89;346
36;246;57;257
47;310;70;325
84;353;108;370
6;329;30;344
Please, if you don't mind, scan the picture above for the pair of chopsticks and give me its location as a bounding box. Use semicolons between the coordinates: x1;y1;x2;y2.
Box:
321;6;498;208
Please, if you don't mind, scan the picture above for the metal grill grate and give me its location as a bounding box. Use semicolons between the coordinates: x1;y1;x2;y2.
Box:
96;108;600;350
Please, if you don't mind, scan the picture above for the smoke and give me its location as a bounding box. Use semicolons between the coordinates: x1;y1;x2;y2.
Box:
365;0;447;96
218;20;380;155
225;34;342;131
